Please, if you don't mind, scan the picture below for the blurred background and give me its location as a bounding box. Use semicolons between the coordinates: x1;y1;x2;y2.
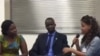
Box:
0;0;100;55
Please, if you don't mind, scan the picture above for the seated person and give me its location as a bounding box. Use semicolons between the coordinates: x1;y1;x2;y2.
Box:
0;20;28;56
29;17;71;56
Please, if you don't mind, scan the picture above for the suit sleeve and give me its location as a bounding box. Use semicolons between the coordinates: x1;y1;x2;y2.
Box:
63;34;72;56
63;34;69;47
29;34;40;56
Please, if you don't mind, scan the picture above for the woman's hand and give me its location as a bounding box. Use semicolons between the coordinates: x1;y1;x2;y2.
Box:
72;37;79;46
73;37;81;51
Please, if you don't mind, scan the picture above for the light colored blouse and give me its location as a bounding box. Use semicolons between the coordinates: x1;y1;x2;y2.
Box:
0;35;24;56
81;36;100;56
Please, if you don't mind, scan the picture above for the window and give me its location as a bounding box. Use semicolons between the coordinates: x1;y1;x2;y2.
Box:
11;0;97;34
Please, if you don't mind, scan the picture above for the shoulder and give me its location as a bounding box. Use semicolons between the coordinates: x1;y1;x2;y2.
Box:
90;36;100;46
56;32;67;40
56;32;67;37
85;36;100;56
17;35;25;41
0;35;3;42
92;36;100;43
37;33;47;39
38;33;47;36
0;35;3;38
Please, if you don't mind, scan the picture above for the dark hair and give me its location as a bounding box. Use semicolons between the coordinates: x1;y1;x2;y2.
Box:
1;20;14;35
81;15;100;46
45;17;55;24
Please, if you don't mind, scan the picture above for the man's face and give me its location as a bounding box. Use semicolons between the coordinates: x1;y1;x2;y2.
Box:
45;19;56;33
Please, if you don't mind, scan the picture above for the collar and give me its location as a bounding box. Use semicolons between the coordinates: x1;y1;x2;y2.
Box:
48;31;56;36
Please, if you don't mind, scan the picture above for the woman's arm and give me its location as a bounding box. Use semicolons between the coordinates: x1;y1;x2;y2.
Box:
20;36;28;56
63;48;85;56
75;43;81;51
71;48;85;56
75;43;81;56
20;40;28;56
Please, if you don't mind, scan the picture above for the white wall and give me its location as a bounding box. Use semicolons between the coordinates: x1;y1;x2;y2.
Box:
0;0;5;34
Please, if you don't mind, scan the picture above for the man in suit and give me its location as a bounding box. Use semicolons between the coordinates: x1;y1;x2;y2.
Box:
29;17;71;56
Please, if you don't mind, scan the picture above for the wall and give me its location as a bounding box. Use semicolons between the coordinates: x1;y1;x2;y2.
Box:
0;0;5;34
95;0;100;24
0;0;11;34
5;0;10;20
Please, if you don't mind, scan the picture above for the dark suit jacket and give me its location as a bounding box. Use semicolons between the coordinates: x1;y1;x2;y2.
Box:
29;32;71;56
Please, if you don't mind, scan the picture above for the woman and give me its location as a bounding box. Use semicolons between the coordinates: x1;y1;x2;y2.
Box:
63;15;100;56
0;20;28;56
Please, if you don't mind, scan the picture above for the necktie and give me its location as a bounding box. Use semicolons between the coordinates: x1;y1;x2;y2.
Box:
47;34;52;53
